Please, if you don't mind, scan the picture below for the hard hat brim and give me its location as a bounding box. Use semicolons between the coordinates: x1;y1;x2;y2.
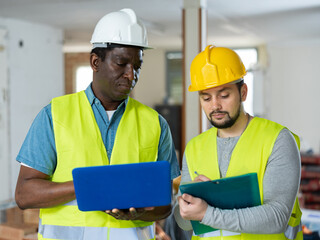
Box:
188;78;245;92
91;42;152;50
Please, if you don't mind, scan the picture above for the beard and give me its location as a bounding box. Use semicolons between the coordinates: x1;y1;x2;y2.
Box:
208;103;241;129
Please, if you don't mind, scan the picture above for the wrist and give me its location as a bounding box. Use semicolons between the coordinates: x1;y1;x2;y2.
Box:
199;203;208;221
200;204;213;224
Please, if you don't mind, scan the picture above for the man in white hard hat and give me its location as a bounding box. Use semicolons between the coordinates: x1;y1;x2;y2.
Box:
15;9;180;240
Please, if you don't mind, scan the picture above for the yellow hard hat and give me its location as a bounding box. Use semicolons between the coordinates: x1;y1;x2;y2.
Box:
189;45;247;92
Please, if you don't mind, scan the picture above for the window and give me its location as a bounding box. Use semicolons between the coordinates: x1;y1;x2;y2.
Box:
76;66;92;92
234;48;258;116
165;52;183;104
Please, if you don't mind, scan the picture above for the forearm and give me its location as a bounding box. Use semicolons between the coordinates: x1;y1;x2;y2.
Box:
202;202;291;234
15;178;75;209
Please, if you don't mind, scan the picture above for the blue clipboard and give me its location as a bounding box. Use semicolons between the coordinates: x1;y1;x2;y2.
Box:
179;173;261;235
72;161;172;211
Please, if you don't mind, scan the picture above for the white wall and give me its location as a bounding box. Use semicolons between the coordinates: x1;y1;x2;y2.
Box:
134;48;167;108
0;18;64;203
0;24;10;205
265;40;320;154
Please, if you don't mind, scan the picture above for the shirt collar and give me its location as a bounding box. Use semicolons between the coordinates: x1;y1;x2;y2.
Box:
85;84;128;109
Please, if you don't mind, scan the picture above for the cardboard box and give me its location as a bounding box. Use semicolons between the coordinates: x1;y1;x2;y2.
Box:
23;209;39;225
5;207;24;225
0;225;24;240
1;207;39;239
23;233;38;240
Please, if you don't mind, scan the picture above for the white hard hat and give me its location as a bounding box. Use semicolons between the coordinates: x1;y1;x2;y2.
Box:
90;8;149;49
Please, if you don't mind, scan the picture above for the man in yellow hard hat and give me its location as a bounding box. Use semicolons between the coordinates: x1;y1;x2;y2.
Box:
174;45;302;239
15;9;180;240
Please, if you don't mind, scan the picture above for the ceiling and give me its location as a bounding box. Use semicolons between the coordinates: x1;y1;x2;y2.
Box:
0;0;320;51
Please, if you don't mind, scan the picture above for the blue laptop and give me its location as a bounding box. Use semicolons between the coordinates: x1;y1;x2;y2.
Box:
72;161;172;211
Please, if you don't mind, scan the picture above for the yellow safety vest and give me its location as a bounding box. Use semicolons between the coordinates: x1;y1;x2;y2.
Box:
185;117;302;240
38;91;161;240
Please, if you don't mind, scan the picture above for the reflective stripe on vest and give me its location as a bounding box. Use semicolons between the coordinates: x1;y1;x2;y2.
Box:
196;230;220;238
223;231;241;237
38;218;155;240
61;199;157;239
285;222;302;240
186;117;302;240
39;92;161;238
196;230;241;238
64;199;77;206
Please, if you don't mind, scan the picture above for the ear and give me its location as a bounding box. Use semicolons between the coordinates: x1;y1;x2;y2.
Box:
90;53;100;72
240;83;248;102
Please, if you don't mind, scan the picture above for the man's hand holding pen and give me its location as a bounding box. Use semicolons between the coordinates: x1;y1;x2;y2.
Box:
177;171;210;221
194;171;211;182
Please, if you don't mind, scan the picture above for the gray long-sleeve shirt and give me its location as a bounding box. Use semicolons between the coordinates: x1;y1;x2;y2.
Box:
174;128;301;234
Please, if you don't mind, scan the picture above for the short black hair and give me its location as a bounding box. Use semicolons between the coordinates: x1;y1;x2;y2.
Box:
236;79;244;93
90;48;110;62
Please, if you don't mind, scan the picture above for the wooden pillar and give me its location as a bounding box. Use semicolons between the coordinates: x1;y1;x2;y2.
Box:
182;0;207;155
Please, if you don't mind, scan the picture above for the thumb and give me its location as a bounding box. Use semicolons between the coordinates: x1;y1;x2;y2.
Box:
181;193;196;203
144;207;155;211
